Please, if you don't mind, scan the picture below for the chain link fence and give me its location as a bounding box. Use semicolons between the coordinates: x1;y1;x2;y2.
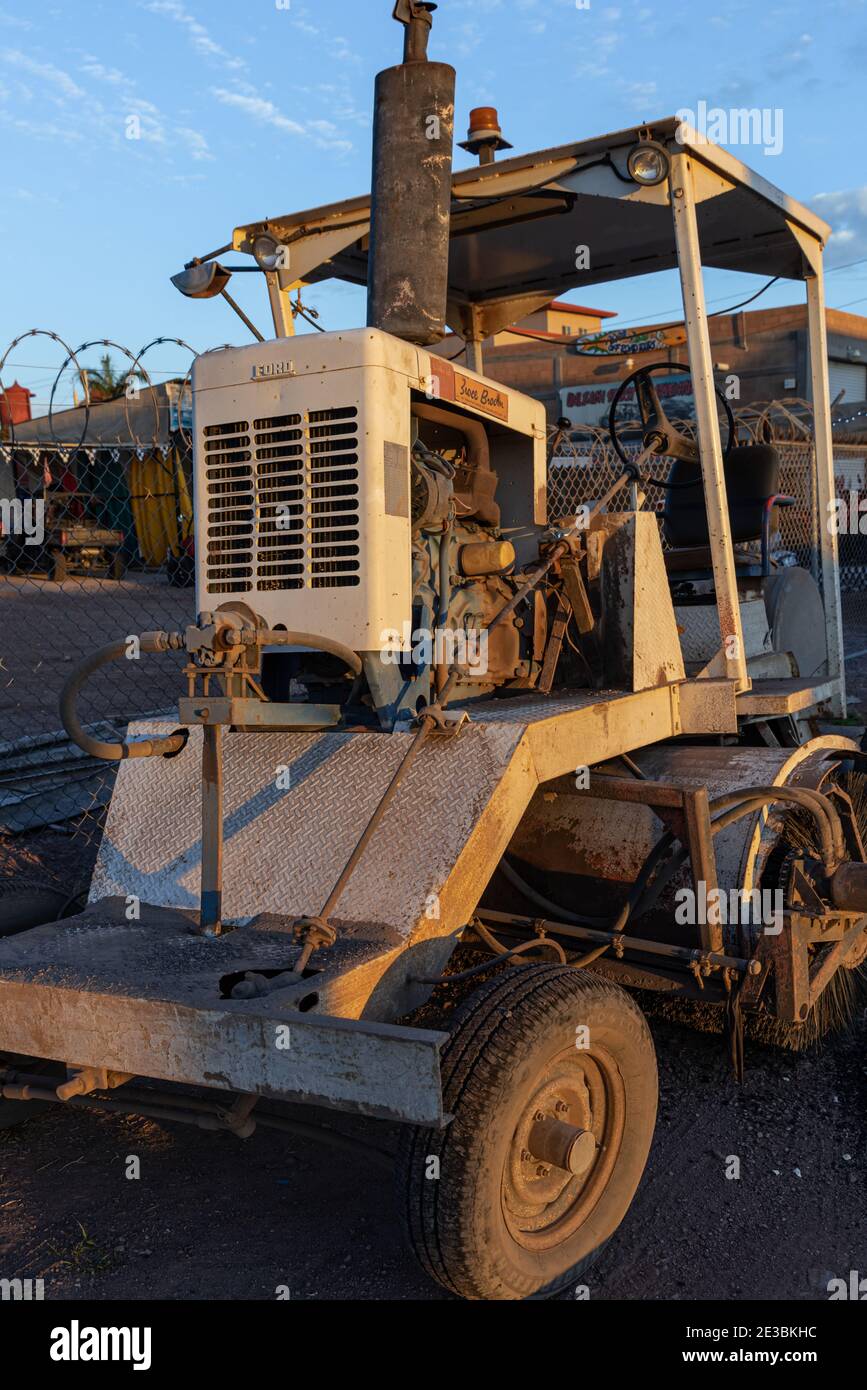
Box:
548;416;817;560
2;378;866;901
548;425;867;634
0;435;196;897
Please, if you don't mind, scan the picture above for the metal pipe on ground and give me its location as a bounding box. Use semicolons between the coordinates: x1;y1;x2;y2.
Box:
0;1074;393;1168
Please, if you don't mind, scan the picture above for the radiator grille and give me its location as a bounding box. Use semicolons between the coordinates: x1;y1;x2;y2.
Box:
203;406;360;594
308;407;360;590
254;412;305;591
203;420;253;592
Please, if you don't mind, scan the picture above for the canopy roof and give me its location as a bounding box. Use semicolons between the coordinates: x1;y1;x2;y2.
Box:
232;118;830;338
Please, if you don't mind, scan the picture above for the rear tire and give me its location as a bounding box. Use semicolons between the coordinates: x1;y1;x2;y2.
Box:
396;964;657;1300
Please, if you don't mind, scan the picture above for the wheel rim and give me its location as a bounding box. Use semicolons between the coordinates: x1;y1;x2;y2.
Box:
501;1043;626;1253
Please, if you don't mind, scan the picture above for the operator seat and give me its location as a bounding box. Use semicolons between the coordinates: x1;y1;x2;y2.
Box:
662;443;793;579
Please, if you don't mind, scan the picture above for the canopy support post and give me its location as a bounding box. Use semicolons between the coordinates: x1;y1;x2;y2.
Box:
805;263;846;712
265;273;296;338
670;150;748;692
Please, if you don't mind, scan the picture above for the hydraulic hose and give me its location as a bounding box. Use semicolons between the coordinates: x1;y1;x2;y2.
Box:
707;785;844;871
60;634;188;762
500;828;678;935
231;628;363;677
498;779;846;944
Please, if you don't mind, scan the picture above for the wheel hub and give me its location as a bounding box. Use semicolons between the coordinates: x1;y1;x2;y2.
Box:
501;1044;626;1249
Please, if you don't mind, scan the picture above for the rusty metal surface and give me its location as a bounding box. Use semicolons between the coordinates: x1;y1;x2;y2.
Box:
0;900;448;1124
511;738;862;959
0;982;446;1128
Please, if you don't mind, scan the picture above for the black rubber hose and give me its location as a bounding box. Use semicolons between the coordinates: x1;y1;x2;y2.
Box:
500;828;678;934
60;636;188;761
412;936;568;986
708;785;843;868
498;779;845;948
250;630;363;677
498;856;609;927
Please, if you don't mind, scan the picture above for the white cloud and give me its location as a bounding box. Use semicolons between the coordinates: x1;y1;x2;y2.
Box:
80;58;130;87
0;44;212;165
212;89;305;137
175;124;213;161
3;50;85;102
619;79;659;113
0;8;31;28
212;87;352;152
77;50;213;160
0;111;85;143
810;187;867;266
144;1;246;72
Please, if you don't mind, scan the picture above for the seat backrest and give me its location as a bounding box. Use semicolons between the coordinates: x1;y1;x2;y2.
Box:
663;444;780;550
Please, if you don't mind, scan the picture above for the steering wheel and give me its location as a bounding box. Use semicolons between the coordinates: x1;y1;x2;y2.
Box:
608;361;735;487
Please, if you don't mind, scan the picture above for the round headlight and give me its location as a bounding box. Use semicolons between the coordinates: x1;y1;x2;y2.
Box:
252;233;282;271
626;142;670;186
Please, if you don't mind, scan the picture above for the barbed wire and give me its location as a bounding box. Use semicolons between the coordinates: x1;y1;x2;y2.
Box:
0;330;93;452
0;329;203;454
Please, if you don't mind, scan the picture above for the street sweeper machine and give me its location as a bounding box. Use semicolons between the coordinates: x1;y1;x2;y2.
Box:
1;0;865;1300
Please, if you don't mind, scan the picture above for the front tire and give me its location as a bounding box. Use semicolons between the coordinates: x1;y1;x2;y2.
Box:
396;965;657;1300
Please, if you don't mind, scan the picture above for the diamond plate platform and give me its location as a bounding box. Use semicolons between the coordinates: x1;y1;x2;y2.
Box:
91;720;526;934
88;683;726;954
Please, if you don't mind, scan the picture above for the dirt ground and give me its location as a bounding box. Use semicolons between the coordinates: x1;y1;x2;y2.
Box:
0;571;191;739
0;1007;864;1302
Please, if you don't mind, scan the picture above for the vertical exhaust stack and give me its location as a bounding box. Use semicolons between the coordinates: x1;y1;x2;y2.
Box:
366;2;456;346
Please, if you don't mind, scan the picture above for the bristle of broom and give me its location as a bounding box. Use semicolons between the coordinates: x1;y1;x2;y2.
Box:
748;962;866;1051
634;963;867;1053
640;772;867;1052
762;771;867;1048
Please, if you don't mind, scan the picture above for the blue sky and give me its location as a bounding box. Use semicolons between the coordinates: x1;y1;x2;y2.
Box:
1;0;866;412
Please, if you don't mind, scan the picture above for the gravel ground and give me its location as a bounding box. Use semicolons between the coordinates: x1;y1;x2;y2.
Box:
0;1009;864;1302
